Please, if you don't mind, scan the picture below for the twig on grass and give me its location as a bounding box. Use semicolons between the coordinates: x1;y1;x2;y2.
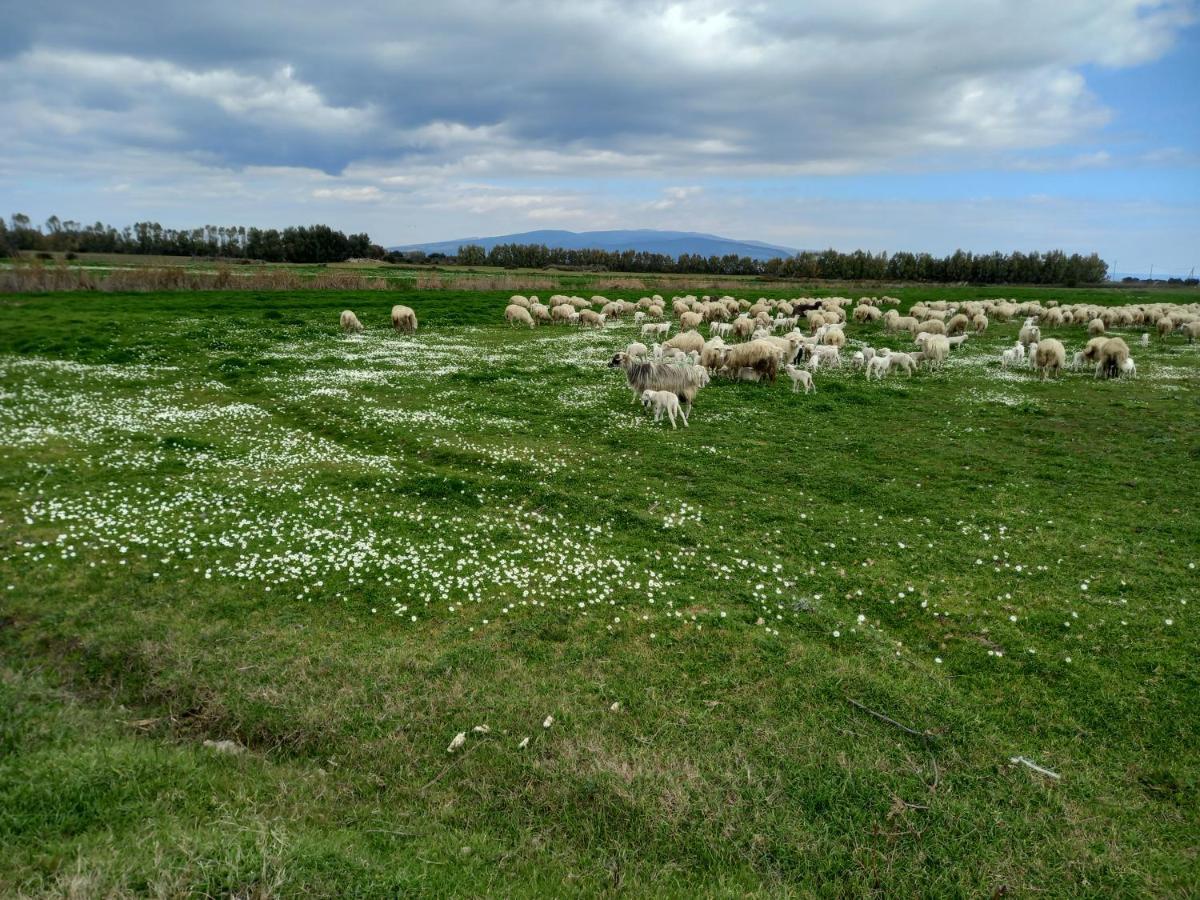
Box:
420;739;486;793
1010;755;1061;780
847;697;938;741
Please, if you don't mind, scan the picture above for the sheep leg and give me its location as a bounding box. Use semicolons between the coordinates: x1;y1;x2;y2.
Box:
679;406;689;427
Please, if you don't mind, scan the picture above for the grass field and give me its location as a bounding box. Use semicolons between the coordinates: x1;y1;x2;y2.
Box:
1;285;1198;896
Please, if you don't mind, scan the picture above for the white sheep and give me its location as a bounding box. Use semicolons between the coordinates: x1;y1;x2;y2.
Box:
641;389;688;428
504;304;535;328
642;322;671;337
391;305;418;333
625;341;649;359
1121;356;1137;378
784;365;815;394
340;310;364;334
1139;332;1149;347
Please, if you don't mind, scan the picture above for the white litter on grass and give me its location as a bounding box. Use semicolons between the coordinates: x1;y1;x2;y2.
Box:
202;739;244;755
610;702;620;713
542;715;554;729
447;731;467;753
1010;755;1061;780
518;736;530;749
472;724;490;734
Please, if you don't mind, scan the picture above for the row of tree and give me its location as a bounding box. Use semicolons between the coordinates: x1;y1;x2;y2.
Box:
459;243;1109;285
2;214;386;263
4;213;1109;284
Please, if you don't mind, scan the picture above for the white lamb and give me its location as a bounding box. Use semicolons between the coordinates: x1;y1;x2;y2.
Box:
641;389;688;428
784;365;815;394
1121;357;1137;378
642;322;671;337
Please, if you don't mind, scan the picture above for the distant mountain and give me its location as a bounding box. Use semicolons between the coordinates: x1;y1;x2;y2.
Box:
391;229;798;261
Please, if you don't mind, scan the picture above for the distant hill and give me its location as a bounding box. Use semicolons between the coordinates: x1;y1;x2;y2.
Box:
391;229;798;261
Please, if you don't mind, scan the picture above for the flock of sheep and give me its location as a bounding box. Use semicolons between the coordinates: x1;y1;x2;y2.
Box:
502;292;1200;427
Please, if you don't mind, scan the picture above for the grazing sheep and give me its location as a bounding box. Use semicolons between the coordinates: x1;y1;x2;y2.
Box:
1034;338;1067;381
1157;317;1175;340
552;304;580;324
579;309;606;328
530;303;552;322
918;319;947;335
679;311;703;330
732;316;757;339
947;313;970;336
821;325;846;347
642;321;671;337
885;352;918;377
647;304;665;319
340;310;364;334
972;313;989;334
1184;321;1200;343
663;330;705;355
1088;318;1106;337
1121;357;1137;378
1094;337;1129;380
504;304;535;328
784;365;815;394
642;389;688;428
1018;323;1040;346
509;295;530;308
721;340;780;383
391;305;418;333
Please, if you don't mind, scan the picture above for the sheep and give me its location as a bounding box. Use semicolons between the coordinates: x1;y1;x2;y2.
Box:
732;316;757;339
784;365;815;394
1001;346;1022;368
1121;357;1137;378
821;325;846;347
634;311;647;324
647;304;665;319
1070;351;1088;370
699;338;728;370
885;352;918;377
1034;338;1067;381
625;341;649;359
340;310;364;334
947;313;970;336
851;350;865;369
946;334;970;348
530;303;552;322
610;354;709;412
1140;332;1150;347
391;305;418;333
920;334;951;369
663;330;705;355
642;321;670;337
1157;317;1175;340
736;367;763;382
810;344;841;366
1094;337;1129;380
1026;341;1040;369
972;313;989;334
918;319;947;336
504;304;535;328
679;311;703;330
641;389;688;428
1088;318;1106;337
578;309;606;328
1018;323;1041;346
509;295;530;308
1184;321;1200;343
552;304;580;324
721;340;780;383
1080;336;1108;364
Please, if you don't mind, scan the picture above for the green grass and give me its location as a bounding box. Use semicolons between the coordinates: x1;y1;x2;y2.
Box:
1;286;1198;897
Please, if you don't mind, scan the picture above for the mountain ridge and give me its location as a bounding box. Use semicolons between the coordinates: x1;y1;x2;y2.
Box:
391;229;798;261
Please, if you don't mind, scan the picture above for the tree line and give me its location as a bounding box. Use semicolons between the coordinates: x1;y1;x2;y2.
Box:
1;214;386;264
457;243;1109;285
4;213;1110;284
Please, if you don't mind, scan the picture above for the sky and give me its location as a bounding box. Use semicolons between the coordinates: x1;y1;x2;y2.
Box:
2;0;1198;275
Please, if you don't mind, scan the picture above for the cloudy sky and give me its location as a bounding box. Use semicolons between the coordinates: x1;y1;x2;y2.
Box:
3;0;1198;273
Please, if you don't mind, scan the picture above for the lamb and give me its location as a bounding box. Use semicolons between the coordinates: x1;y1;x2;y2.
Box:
783;365;815;394
1026;341;1040;369
504;304;536;328
885;352;917;377
340;310;364;334
865;354;890;381
709;322;733;337
1001;346;1022;368
641;389;688;428
391;305;418;333
1094;337;1129;380
1121;357;1137;378
1034;338;1067;381
634;311;646;324
552;304;580;324
946;334;970;348
625;341;649;359
1018;323;1041;346
642;322;670;337
851;350;865;369
1140;332;1149;347
721;340;780;383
